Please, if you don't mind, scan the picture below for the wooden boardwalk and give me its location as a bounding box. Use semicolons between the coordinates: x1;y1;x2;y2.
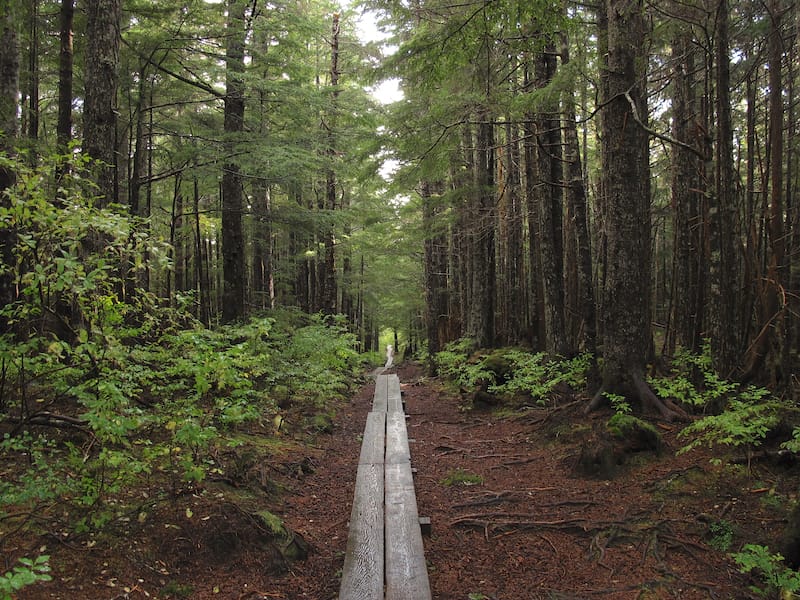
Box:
338;374;431;600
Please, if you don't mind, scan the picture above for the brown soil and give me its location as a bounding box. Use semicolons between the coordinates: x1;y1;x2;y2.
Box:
10;363;793;599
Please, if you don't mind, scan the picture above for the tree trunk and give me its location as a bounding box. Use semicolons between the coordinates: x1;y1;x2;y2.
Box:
220;0;247;323
83;0;120;206
588;0;678;420
742;0;787;386
26;0;38;142
320;13;340;316
0;0;19;312
466;112;495;348
534;43;567;356
709;0;739;377
56;0;73;150
561;33;597;363
669;31;702;353
423;181;448;368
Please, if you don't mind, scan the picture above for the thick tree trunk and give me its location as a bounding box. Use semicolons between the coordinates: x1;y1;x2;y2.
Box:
497;119;523;345
589;0;679;420
422;181;449;366
221;0;246;323
466;113;496;348
320;13;340;317
83;0;121;206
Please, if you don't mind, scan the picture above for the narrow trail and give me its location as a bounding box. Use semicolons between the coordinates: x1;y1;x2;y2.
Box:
266;363;755;600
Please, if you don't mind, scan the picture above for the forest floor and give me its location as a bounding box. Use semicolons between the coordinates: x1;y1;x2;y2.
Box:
14;362;796;599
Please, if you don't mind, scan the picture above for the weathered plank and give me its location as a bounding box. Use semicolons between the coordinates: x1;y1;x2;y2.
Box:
385;411;411;465
358;411;386;465
387;374;403;413
339;462;384;600
373;375;389;412
385;462;432;600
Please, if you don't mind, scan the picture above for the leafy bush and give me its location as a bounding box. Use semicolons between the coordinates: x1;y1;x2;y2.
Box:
648;341;738;410
0;555;51;600
0;154;363;537
434;341;590;406
678;389;782;459
732;544;800;597
491;351;589;404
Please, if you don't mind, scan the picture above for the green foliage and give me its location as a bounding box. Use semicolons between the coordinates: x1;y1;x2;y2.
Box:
0;555;51;600
605;392;632;415
440;468;483;487
434;341;590;406
708;520;735;552
0;157;362;539
732;544;800;597
434;339;487;389
648;342;738;410
492;351;590;403
677;392;781;457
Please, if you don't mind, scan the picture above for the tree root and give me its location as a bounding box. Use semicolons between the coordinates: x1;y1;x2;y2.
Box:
585;369;688;422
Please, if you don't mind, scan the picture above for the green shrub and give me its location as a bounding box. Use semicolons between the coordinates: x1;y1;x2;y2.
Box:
732;544;800;597
0;555;52;600
648;341;738;410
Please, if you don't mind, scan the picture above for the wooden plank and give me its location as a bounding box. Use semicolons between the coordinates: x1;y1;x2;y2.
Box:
385;462;432;600
339;462;384;600
385;411;410;465
373;375;388;412
358;411;386;465
387;374;403;413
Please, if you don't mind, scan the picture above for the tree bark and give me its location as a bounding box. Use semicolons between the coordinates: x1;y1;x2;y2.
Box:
533;42;567;356
56;0;74;151
668;30;702;353
221;0;247;323
588;0;678;420
466;112;496;348
320;13;340;316
709;0;739;377
561;33;596;362
423;181;449;368
0;0;19;313
83;0;121;206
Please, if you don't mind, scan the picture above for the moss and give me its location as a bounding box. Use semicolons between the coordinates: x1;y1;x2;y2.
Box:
256;509;285;535
440;468;483;486
607;414;662;453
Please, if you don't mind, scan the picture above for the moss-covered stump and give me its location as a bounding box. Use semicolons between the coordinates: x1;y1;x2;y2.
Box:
607;414;662;454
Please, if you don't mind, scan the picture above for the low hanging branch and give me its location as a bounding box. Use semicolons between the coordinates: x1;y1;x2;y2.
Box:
622;91;710;161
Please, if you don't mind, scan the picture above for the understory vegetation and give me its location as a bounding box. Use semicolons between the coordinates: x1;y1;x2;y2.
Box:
434;338;800;595
0;157;368;594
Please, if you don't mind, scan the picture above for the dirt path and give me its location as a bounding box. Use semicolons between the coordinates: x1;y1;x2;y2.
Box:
254;363;761;600
20;364;777;599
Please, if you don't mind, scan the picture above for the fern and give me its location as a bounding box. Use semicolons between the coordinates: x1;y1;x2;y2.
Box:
732;544;800;597
677;394;781;456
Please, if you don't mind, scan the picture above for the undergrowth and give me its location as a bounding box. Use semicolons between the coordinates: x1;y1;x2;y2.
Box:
435;340;589;405
0;153;365;593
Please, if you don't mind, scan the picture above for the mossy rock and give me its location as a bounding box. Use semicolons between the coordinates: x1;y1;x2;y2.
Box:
607;414;662;454
309;413;334;433
480;349;516;383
